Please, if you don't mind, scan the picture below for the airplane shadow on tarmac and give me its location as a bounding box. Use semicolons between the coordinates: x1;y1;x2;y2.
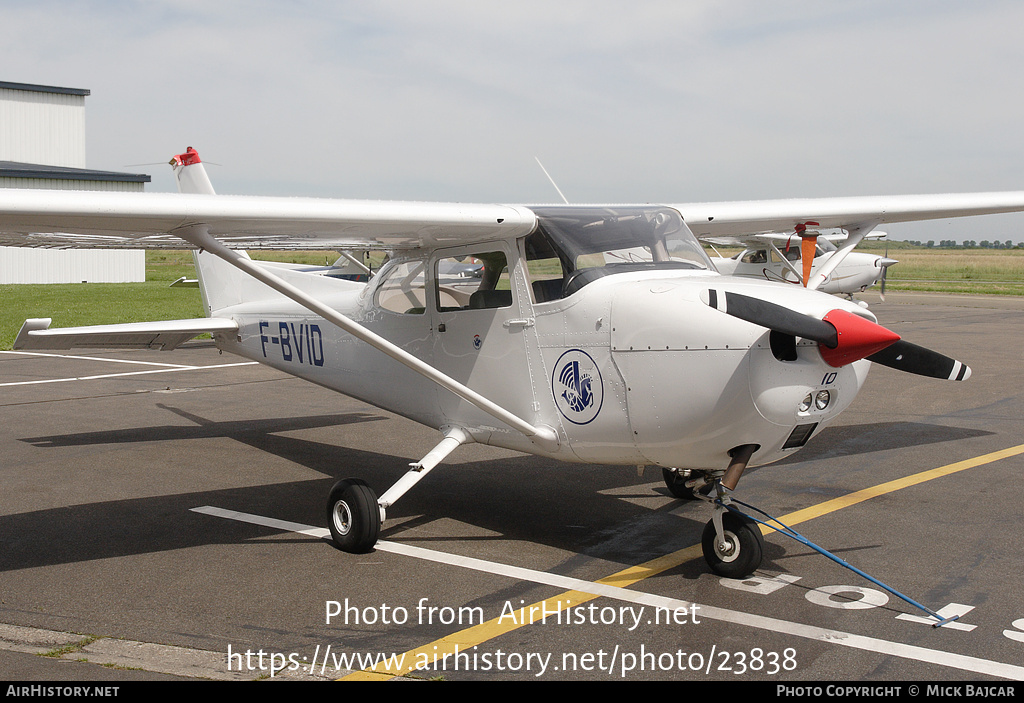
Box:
770;421;993;465
3;408;990;578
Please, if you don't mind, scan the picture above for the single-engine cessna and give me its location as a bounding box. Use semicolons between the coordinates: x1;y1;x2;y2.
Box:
706;231;898;298
1;147;1018;578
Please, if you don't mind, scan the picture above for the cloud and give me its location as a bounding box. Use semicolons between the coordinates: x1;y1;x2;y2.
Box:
3;0;1023;240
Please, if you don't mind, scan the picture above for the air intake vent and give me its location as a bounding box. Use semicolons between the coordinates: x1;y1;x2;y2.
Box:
783;423;818;449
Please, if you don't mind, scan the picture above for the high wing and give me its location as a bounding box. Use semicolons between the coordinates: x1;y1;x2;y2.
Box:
2;189;1024;252
699;230;886;249
2;186;1019;355
673;192;1024;290
0;186;557;446
0;189;537;251
674;192;1024;238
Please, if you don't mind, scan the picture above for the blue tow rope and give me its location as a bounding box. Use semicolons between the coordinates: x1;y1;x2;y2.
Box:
718;498;960;628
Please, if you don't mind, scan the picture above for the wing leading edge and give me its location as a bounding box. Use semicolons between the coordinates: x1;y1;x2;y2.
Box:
0;189;538;251
675;192;1024;238
3;189;1024;251
2;188;1024;251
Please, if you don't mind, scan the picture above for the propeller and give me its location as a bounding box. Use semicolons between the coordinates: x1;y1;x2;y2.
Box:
877;255;898;302
702;289;971;380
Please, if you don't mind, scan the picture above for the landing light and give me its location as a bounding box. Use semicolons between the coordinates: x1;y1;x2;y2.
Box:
799;394;812;413
815;390;831;410
799;391;831;413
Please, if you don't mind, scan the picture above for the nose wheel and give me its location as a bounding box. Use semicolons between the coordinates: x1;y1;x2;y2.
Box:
701;509;764;579
664;445;765;578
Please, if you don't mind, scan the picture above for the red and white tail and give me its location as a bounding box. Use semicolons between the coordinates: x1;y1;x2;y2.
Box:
167;146;358;317
170;147;216;195
169;146;253;313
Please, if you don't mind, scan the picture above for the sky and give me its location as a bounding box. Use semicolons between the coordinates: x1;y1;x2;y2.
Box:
4;0;1024;242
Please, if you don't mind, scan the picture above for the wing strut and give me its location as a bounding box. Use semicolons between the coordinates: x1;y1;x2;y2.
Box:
176;226;559;452
806;221;878;291
767;241;804;283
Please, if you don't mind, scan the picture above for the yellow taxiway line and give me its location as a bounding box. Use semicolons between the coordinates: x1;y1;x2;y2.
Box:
342;443;1024;680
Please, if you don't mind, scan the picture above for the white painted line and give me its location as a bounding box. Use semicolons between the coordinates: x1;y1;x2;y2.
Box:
0;350;196;368
0;361;258;387
191;505;329;539
192;505;1024;680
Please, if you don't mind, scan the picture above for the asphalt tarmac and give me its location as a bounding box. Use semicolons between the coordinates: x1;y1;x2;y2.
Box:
1;291;1022;683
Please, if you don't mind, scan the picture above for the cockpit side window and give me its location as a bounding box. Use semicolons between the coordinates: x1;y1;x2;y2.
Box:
523;227;569;304
434;250;512;312
373;258;428;314
776;244;824;262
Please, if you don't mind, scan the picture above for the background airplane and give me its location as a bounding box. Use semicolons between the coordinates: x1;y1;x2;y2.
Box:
707;232;898;299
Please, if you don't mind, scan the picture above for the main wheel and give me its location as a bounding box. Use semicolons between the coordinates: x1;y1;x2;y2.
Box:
662;468;711;500
701;511;764;579
326;478;381;553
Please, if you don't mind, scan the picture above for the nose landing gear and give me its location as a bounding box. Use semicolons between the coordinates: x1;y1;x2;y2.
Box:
702;497;764;579
667;448;962;627
666;444;764;578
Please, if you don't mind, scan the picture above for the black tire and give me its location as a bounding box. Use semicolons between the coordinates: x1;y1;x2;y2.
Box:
701;511;764;579
662;468;709;500
326;479;381;553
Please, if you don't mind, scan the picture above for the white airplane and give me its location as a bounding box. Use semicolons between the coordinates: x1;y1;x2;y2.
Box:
705;231;898;299
0;147;1016;580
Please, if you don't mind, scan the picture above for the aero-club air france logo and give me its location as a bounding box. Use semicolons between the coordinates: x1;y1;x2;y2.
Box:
552;349;604;425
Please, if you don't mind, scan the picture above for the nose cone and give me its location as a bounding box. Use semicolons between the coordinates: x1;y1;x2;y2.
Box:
819;309;901;367
877;257;899;268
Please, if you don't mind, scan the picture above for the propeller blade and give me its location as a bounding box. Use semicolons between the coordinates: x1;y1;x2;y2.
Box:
703;289;837;346
867;340;972;381
877;256;897;302
703;290;900;367
703;289;969;379
878;239;894;301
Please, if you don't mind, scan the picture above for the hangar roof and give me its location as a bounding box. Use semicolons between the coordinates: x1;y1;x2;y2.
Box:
0;81;90;96
0;161;150;183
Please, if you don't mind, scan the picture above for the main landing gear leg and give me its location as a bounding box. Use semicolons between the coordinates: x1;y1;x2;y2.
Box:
326;427;471;553
694;444;764;579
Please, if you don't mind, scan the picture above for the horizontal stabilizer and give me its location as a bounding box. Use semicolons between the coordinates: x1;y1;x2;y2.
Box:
14;317;238;351
169;276;199;288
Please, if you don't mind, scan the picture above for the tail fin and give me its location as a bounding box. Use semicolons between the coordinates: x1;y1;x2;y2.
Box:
168;147;356;317
170;147;216;195
170;147;255;315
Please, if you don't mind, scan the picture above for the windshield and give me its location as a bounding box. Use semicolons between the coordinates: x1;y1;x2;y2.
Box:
525;206;712;299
